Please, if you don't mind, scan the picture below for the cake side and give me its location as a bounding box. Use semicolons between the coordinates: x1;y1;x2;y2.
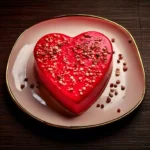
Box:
34;31;113;115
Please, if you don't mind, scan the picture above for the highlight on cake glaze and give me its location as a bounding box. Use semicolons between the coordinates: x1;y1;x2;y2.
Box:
34;31;113;115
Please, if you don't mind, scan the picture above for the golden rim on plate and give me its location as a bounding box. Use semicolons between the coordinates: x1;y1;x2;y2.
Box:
6;14;146;129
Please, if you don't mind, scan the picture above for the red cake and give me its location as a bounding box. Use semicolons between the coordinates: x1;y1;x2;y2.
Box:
34;31;113;115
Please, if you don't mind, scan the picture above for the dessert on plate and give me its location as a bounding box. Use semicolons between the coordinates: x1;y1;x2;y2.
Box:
34;31;113;115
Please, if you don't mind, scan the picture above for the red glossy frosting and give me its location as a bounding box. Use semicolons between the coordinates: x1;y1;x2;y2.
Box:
34;31;113;115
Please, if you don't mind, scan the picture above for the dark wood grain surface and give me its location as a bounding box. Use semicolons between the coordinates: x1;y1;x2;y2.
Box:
0;0;150;149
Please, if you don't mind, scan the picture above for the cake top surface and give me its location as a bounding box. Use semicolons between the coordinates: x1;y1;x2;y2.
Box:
34;31;113;103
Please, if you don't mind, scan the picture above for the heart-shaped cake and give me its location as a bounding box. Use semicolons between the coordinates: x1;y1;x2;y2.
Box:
34;31;113;115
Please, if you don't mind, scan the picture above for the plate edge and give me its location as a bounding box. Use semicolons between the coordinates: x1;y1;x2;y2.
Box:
5;14;146;129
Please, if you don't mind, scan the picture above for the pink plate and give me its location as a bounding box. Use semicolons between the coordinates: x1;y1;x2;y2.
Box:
6;15;145;129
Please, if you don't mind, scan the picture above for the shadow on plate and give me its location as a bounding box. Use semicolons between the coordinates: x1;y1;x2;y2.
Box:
4;85;142;142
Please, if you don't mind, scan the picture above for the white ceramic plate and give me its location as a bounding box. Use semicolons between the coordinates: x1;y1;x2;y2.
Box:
6;15;145;129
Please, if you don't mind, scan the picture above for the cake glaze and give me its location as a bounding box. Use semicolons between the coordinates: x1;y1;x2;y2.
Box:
34;31;113;115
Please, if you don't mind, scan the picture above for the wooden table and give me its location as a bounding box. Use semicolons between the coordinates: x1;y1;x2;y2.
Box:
0;0;150;149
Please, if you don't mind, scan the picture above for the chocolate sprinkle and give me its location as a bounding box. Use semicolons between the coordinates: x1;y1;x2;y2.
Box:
95;53;100;59
106;97;111;103
114;84;117;88
110;83;114;88
117;109;121;113
110;89;115;92
30;83;35;89
123;62;127;66
24;78;28;82
121;85;125;90
111;38;115;43
117;60;120;63
109;92;113;97
116;80;120;84
128;40;132;43
123;66;128;72
21;84;25;89
96;104;100;108
115;91;118;95
101;104;104;109
84;34;91;38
